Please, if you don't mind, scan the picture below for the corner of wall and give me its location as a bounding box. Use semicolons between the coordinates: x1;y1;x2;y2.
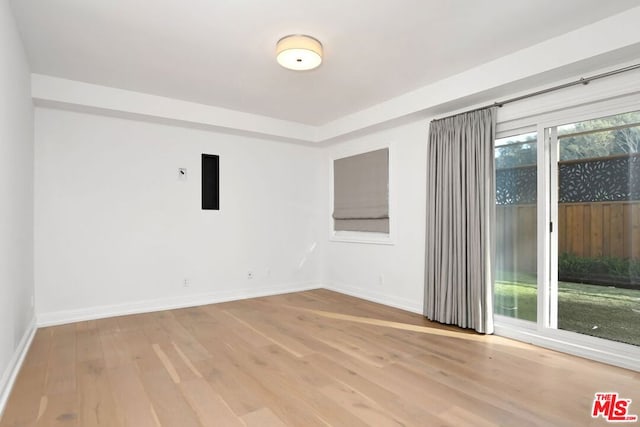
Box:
0;316;37;420
322;282;423;315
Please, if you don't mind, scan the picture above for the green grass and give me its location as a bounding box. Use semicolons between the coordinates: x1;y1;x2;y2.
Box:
495;280;640;346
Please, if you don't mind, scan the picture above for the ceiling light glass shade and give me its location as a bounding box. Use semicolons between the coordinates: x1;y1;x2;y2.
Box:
276;35;323;71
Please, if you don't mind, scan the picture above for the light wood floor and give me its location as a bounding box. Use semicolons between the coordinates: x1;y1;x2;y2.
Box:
1;289;638;426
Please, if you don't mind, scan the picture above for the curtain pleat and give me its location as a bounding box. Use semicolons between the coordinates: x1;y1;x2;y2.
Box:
424;108;496;333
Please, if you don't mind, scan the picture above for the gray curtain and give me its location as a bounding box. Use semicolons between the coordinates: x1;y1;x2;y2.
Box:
424;108;496;334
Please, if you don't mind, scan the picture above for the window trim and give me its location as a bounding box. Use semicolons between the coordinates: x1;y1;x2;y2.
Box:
329;143;395;245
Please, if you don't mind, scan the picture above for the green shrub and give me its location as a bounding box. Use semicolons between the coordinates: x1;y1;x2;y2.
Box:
558;253;590;276
558;253;640;281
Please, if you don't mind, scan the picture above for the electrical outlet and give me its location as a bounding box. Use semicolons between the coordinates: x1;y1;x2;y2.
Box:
247;271;254;280
183;278;190;287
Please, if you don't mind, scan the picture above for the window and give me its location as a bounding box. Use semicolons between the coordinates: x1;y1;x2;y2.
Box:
333;148;389;233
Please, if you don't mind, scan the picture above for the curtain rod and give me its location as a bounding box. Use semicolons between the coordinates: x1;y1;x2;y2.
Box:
432;63;640;121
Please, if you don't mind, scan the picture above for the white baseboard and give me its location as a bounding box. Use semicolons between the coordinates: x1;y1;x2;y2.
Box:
323;282;423;314
37;282;321;327
0;317;37;420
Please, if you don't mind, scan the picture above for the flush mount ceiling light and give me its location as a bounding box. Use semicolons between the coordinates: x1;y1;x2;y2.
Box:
276;34;323;71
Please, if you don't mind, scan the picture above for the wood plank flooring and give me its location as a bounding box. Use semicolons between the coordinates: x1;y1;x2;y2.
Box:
1;289;638;426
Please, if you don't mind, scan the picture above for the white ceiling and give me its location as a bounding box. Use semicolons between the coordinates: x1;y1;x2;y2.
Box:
10;0;640;125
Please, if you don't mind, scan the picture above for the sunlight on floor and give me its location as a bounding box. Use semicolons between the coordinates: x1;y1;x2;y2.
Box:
292;306;528;348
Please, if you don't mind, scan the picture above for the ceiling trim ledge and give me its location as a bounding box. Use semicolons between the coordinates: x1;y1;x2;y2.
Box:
31;74;319;144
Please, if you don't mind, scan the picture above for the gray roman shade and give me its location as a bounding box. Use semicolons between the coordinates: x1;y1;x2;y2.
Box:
333;148;389;233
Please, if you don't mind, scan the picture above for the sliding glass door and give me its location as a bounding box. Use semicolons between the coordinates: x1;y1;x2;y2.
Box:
551;111;640;346
494;105;640;368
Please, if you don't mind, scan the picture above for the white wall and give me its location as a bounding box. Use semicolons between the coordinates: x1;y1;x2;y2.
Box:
321;119;428;313
35;108;323;324
0;0;35;408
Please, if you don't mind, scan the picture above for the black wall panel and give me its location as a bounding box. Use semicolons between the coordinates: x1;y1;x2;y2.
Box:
202;154;219;210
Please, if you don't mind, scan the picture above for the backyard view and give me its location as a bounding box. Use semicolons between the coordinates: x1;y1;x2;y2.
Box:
495;111;640;347
495;280;640;346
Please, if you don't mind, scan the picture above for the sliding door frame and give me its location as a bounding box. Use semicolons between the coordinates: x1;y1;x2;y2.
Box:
494;93;640;371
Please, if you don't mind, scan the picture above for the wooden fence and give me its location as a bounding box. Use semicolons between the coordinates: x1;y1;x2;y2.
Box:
558;201;640;259
496;201;640;274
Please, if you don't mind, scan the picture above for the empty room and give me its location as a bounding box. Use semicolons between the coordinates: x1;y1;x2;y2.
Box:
2;0;640;425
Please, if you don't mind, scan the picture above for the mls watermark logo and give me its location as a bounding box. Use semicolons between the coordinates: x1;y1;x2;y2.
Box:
592;393;638;422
